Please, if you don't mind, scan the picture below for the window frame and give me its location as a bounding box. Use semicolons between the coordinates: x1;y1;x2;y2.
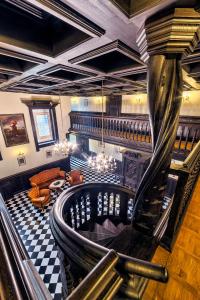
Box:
22;100;59;151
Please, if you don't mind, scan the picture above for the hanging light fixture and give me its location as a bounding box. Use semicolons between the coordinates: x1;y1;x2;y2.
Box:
88;81;117;173
54;93;77;156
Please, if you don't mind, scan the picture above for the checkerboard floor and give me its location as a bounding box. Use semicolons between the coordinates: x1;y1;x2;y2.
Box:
6;157;120;300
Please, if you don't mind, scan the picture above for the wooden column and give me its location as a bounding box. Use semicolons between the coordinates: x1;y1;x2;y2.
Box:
132;8;200;234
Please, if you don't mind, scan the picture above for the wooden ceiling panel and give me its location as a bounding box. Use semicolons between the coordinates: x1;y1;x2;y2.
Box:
0;0;104;57
0;0;199;95
69;40;144;74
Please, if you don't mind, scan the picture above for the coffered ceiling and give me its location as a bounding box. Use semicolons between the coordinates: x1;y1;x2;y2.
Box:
0;0;200;96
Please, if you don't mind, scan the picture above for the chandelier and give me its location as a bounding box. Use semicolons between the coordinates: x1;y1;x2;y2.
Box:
53;94;77;156
54;140;77;156
88;81;117;173
88;152;116;172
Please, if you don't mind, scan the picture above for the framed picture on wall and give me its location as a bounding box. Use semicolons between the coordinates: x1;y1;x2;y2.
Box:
0;114;29;147
46;150;53;158
17;153;26;166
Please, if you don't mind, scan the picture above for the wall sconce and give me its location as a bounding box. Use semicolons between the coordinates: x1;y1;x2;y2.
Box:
136;96;141;104
182;94;190;103
17;151;26;166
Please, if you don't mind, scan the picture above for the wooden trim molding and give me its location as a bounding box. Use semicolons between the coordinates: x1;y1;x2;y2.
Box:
4;0;44;19
36;0;105;37
0;47;47;65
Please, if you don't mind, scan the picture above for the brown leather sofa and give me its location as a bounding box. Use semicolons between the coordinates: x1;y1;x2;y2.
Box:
68;170;84;186
29;167;65;189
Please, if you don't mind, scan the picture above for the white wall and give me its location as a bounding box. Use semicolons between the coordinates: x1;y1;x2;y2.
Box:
122;94;148;114
122;91;200;116
0;92;71;179
71;96;106;112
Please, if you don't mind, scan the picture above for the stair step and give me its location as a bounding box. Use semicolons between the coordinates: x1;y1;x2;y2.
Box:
100;219;126;235
108;226;156;260
93;222;116;236
78;230;114;241
78;230;116;246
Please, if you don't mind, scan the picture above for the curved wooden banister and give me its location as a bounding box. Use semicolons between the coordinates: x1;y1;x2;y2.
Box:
67;250;122;300
50;183;168;299
161;141;200;250
183;140;200;169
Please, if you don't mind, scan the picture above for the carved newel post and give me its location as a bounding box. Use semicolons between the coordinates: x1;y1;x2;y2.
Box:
132;9;200;234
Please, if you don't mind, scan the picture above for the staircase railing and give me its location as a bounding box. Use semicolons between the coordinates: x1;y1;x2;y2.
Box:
0;194;52;300
50;183;168;300
161;140;200;250
68;250;123;300
69;112;200;155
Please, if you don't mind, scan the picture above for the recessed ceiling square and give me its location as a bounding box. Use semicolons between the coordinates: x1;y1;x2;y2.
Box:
123;72;147;82
0;53;39;73
38;65;96;82
24;76;60;87
0;0;104;57
78;51;140;73
69;41;144;74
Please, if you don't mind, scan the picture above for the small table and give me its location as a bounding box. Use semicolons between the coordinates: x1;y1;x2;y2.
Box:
49;179;66;195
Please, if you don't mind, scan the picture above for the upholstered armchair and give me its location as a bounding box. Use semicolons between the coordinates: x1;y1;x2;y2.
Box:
68;170;84;186
28;185;50;210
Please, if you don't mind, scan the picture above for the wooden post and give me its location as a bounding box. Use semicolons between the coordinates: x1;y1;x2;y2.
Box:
133;8;200;234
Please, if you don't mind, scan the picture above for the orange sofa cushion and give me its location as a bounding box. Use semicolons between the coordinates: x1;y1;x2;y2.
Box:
29;167;65;188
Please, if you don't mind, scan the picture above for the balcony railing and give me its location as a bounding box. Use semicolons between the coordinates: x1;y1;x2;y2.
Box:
69;112;200;155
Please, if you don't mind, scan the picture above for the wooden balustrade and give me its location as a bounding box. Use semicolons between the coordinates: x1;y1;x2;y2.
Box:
161;140;200;250
69;112;200;156
50;183;168;300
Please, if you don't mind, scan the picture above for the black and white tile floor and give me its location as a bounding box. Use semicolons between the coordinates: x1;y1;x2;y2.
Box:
6;157;120;300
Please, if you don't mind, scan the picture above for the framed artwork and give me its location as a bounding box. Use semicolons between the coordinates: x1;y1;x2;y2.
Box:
46;150;53;158
17;153;26;166
0;114;29;147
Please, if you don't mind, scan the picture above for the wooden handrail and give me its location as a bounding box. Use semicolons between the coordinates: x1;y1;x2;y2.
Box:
69;112;200;155
50;182;168;299
67;250;122;300
161;141;200;250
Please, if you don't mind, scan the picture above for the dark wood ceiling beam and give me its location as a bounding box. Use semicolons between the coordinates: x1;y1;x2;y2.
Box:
5;0;43;19
33;0;105;37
